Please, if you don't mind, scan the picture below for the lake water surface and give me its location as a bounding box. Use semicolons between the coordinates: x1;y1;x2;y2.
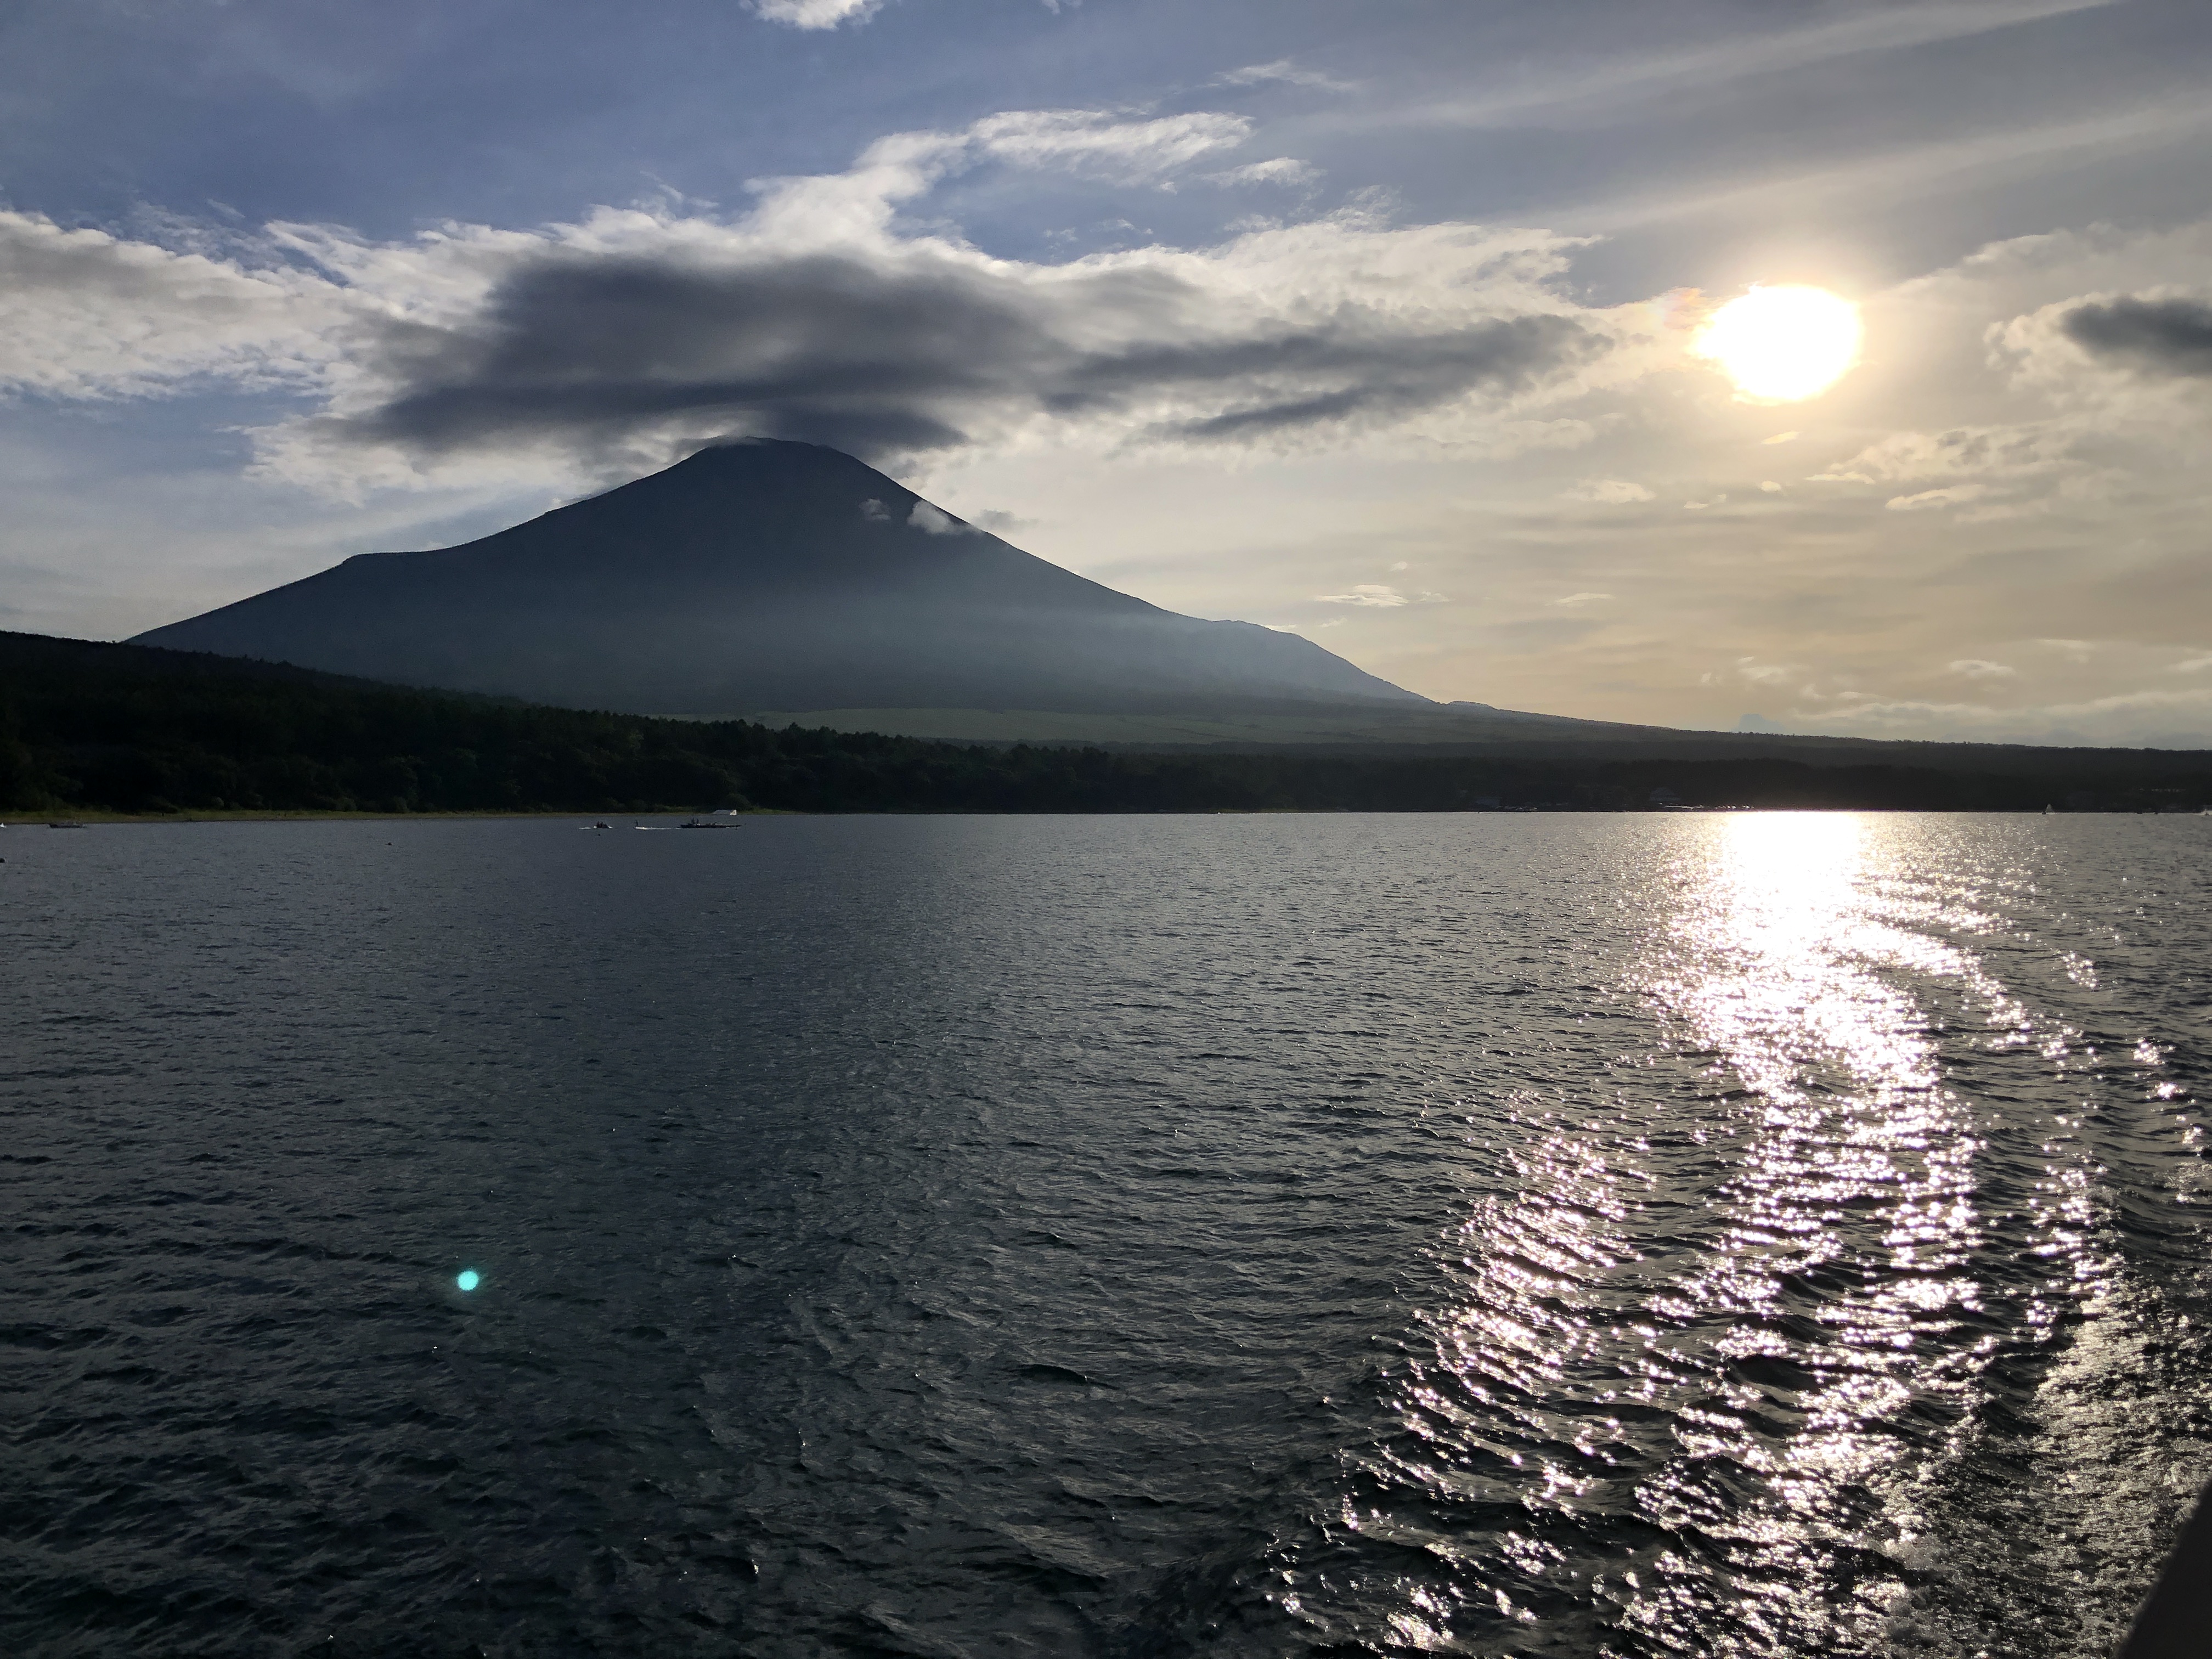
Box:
5;813;2209;1657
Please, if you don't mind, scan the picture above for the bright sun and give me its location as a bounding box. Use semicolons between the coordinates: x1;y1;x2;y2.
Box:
1693;284;1862;401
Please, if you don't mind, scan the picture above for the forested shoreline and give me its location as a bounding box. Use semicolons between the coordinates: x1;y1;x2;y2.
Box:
4;631;2209;816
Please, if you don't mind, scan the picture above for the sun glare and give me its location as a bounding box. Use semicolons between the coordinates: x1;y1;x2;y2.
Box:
1695;285;1862;402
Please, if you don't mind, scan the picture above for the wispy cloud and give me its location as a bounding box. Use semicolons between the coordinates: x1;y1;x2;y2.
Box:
1315;584;1447;607
1373;0;2121;132
1212;60;1351;92
1317;584;1409;607
1887;483;1991;511
1786;685;2212;745
968;109;1250;183
1199;159;1321;190
1559;95;2212;234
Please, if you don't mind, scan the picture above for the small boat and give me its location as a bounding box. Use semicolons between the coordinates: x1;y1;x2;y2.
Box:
580;821;612;830
678;817;732;830
47;821;86;830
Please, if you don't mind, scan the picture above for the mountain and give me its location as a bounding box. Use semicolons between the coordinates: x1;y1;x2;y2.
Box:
132;440;1427;719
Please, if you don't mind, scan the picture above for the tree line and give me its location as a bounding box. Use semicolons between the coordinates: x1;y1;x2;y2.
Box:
3;632;2208;816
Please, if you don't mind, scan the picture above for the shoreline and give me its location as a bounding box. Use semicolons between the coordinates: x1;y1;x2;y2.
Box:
6;805;2199;826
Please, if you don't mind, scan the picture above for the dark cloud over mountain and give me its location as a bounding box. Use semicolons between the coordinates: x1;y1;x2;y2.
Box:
315;244;1607;467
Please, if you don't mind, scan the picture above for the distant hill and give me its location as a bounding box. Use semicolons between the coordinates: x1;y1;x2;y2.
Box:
131;439;1427;719
5;630;2208;816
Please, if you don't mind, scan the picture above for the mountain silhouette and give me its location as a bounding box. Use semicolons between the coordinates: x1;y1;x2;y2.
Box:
132;441;1427;719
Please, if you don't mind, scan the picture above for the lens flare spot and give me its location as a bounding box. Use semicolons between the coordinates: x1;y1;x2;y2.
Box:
456;1269;481;1292
1694;285;1862;402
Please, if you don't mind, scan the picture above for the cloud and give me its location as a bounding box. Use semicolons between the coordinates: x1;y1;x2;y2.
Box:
747;0;881;29
1785;685;2212;747
0;115;1619;493
858;496;890;521
1565;478;1653;503
1732;658;1797;686
968;110;1251;183
1378;0;2122;132
1553;592;1613;607
906;500;969;534
1826;426;2069;483
1160;312;1599;442
1759;480;1782;492
296;235;1602;473
1760;430;1799;444
2056;293;2212;377
1886;483;1991;511
1948;658;2018;679
1315;584;1447;607
1212;60;1350;91
0;211;341;399
1200;159;1322;189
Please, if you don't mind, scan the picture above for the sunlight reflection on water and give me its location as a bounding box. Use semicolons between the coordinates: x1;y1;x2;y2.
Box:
1342;814;2197;1657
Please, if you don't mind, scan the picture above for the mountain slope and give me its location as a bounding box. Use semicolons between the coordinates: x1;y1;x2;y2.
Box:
132;441;1426;718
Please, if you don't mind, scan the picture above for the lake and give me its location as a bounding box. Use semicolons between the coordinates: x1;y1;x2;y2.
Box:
4;812;2208;1656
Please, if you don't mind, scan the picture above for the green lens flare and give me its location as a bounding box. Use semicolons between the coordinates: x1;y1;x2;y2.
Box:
456;1269;480;1291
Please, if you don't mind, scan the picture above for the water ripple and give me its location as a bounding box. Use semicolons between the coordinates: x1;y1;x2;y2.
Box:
1;814;2207;1656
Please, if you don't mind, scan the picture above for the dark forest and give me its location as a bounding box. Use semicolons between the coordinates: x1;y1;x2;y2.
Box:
5;632;2207;817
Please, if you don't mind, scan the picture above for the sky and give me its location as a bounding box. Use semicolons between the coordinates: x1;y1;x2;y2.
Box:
4;0;2211;744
